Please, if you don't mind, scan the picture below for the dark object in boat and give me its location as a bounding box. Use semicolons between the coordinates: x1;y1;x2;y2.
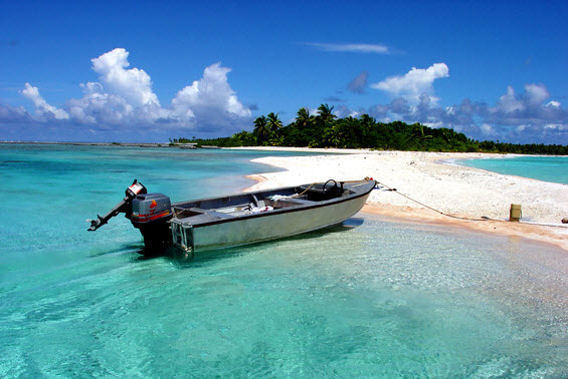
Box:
88;178;375;256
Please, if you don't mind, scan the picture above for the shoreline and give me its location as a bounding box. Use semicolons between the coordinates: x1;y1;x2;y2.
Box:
242;148;568;252
0;141;171;147
361;204;568;252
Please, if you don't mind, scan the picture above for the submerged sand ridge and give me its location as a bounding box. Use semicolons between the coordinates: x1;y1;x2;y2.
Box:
237;148;568;251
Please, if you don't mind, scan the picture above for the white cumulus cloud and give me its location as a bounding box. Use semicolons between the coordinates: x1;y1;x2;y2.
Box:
497;86;524;112
494;83;556;114
361;82;567;143
66;82;135;125
172;62;251;125
524;83;549;105
498;86;525;113
371;63;449;103
19;48;251;133
546;100;561;108
91;48;159;107
20;83;69;120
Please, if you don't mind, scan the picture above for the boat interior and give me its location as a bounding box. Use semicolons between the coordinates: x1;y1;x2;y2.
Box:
171;181;362;225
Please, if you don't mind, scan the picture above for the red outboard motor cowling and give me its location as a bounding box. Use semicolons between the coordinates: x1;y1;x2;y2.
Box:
131;193;172;252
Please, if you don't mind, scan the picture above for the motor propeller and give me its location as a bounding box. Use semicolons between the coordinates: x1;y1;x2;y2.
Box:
87;179;147;231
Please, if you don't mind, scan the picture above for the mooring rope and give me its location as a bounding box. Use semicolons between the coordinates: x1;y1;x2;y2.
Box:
368;178;568;229
372;180;489;222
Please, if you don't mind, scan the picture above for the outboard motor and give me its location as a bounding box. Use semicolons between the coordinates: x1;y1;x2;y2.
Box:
130;193;173;251
87;179;147;231
88;179;173;254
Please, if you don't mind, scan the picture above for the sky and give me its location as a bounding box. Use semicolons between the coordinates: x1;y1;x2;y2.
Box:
1;0;567;144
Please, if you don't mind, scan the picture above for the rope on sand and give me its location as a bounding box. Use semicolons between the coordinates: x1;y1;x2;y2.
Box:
371;179;568;229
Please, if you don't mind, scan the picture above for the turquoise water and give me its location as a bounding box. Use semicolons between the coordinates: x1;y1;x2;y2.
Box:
461;155;568;184
1;145;568;376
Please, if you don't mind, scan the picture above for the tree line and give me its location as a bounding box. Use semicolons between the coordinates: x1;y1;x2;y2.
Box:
170;104;568;155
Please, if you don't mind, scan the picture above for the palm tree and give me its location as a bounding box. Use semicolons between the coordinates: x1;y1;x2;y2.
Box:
266;112;283;133
253;116;270;144
316;104;336;123
296;107;312;129
360;114;374;127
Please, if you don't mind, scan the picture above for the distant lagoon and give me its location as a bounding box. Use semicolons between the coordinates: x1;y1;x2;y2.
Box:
460;155;568;184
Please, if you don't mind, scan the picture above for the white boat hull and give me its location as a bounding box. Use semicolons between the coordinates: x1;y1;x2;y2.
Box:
189;192;369;252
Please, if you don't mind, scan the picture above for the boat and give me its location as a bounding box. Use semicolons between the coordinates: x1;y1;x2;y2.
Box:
88;178;376;257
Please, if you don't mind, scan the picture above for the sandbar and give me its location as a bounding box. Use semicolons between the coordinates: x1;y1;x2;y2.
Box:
231;147;568;251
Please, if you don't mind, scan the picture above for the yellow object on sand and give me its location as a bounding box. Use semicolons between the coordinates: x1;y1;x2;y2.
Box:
510;204;522;222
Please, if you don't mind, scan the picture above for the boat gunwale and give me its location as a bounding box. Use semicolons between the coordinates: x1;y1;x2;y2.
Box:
172;180;376;228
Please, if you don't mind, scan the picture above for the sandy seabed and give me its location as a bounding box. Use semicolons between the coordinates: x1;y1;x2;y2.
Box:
231;147;568;252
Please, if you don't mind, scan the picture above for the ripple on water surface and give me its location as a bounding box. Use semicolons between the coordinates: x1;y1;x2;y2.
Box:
2;216;568;376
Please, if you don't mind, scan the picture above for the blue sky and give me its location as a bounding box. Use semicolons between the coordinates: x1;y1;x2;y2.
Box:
1;0;567;143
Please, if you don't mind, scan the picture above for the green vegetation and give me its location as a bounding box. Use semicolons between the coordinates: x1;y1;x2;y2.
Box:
170;104;568;155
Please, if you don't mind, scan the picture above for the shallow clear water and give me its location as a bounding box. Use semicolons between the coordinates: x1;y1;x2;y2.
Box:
1;145;567;376
461;155;568;184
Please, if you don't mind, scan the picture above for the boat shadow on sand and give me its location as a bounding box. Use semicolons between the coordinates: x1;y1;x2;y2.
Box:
167;217;365;268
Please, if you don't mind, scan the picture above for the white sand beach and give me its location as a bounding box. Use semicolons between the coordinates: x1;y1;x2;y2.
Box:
234;147;568;251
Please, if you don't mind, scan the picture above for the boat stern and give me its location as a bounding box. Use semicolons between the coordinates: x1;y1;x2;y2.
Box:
131;193;173;252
